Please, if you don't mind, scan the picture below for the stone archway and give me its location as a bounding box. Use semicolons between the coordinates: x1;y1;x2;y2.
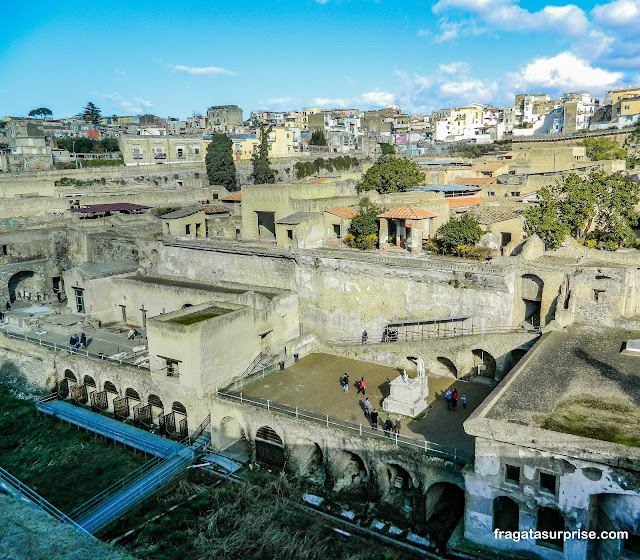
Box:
471;349;496;379
433;357;458;378
291;439;324;481
217;415;248;462
148;394;164;424
424;482;465;550
8;270;44;303
332;450;368;492
493;496;519;532
502;348;528;377
255;425;285;470
521;274;544;326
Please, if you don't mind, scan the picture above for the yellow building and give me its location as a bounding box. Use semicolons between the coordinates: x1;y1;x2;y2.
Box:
614;97;640;117
610;88;640;104
228;128;297;161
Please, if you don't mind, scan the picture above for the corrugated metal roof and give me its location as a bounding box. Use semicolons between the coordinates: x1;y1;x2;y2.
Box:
69;203;151;213
378;206;438;219
452;177;497;186
276;212;321;225
324;207;358;219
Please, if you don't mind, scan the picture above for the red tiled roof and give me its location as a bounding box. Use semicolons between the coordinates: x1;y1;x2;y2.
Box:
378;206;438;219
69;203;151;213
447;196;485;209
453;177;497;186
324;207;358;219
220;192;242;202
202;204;231;214
311;178;328;183
470;163;507;172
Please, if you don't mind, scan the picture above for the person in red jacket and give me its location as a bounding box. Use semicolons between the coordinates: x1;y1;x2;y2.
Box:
452;388;458;410
357;377;366;395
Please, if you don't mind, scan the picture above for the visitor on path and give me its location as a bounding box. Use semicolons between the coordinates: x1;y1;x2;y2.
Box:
364;397;372;417
127;327;136;340
80;333;87;349
357;377;366;395
462;395;467;409
361;330;368;344
0;311;4;323
69;336;76;351
445;389;452;410
384;417;393;437
452;388;458;410
370;409;379;430
342;373;349;392
394;418;402;434
5;301;10;311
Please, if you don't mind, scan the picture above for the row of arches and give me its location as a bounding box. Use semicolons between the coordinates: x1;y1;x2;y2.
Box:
58;369;189;438
429;347;528;380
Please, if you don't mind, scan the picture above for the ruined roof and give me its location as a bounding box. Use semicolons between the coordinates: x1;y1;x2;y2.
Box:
220;192;242;202
69;203;151;214
202;204;231;215
452;177;497;186
324;207;358;219
447;196;485;209
378;206;438;219
276;212;321;225
470;163;508;172
467;206;522;224
160;207;202;219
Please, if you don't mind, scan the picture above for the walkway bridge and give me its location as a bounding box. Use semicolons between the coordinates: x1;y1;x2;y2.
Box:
36;396;211;533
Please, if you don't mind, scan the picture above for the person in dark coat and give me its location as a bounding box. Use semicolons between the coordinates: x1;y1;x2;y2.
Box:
370;409;379;430
80;333;87;349
383;417;393;437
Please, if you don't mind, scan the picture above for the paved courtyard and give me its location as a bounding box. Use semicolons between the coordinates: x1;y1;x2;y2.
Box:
241;353;494;454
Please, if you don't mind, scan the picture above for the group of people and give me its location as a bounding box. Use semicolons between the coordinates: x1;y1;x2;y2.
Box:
444;388;467;410
69;333;87;350
341;373;367;395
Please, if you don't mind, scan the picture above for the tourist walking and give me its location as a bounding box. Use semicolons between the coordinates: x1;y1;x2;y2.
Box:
383;417;393;437
342;373;349;392
452;388;458;410
462;395;467;409
370;409;379;430
357;377;366;395
0;311;4;323
361;330;368;344
445;389;452;410
364;397;372;418
5;301;10;311
80;332;87;349
69;336;76;351
127;327;136;340
394;417;402;434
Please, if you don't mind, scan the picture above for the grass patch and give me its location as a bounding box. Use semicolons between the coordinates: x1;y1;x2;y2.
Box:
104;472;422;560
538;395;640;447
169;312;220;326
0;385;149;513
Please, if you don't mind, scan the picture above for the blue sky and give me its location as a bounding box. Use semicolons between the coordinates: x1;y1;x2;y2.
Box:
1;0;639;119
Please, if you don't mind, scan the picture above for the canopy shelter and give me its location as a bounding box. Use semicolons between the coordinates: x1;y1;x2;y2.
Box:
383;316;472;342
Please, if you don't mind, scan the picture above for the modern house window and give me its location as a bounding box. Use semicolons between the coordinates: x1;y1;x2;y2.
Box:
505;464;520;485
74;288;85;314
540;472;557;494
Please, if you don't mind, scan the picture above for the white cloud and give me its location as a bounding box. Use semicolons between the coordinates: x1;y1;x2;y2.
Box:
313;97;350;108
256;97;296;110
508;51;623;92
592;0;640;29
357;91;396;106
171;65;236;77
98;93;154;114
313;90;395;109
417;28;431;37
314;0;331;3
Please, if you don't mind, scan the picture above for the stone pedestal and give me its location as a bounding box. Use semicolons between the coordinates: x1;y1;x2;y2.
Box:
383;373;429;417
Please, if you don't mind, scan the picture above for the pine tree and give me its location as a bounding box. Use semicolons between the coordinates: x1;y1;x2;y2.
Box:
205;134;237;190
81;102;102;125
251;125;276;184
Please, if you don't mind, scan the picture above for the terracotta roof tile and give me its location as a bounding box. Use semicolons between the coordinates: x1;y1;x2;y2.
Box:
452;177;497;186
378;206;438;219
470;163;508;172
447;196;486;209
468;206;523;224
220;192;242;202
202;204;231;214
324;207;358;219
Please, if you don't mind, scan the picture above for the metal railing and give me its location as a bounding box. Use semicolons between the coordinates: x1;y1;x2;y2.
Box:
69;456;164;521
224;363;278;392
0;466;96;540
183;413;211;447
214;388;471;465
0;328;150;369
36;396;182;458
240;353;263;380
78;452;194;533
329;325;541;345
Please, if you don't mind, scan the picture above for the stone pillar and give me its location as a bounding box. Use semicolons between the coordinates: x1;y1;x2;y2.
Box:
409;220;423;253
379;218;389;251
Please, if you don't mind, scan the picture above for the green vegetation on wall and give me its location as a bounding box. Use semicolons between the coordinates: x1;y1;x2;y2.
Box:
578;137;626;161
344;201;384;250
294;156;360;179
434;214;483;255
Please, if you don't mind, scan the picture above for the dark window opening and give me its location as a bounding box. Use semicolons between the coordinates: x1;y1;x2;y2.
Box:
1;245;7;256
493;496;519;532
537;507;564;551
540;472;557;494
624;533;640;555
333;224;341;238
185;224;191;235
505;464;520;484
593;289;605;302
287;229;293;242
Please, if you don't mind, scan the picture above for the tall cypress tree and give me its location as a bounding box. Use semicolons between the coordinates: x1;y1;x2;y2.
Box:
251;125;276;184
81;102;102;125
205;134;237;190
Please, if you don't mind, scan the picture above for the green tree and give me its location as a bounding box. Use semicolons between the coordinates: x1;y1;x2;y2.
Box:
99;138;120;153
525;170;640;250
309;130;327;146
251;125;276;184
356;155;425;194
345;201;384;250
624;120;640;168
28;107;53;120
81;102;102;125
436;214;483;254
205;134;237;190
578;137;626;161
379;142;395;155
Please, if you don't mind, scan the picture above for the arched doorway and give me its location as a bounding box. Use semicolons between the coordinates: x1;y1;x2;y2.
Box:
521;274;544;326
83;375;96;389
471;349;496;378
424;482;465;550
537;507;564;551
104;381;119;411
148;394;164;424
172;401;188;437
588;493;640;559
217;416;249;463
8;271;43;303
502;348;528;377
433;357;458;378
255;426;285;470
493;496;519;532
333;450;368;492
57;369;77;398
